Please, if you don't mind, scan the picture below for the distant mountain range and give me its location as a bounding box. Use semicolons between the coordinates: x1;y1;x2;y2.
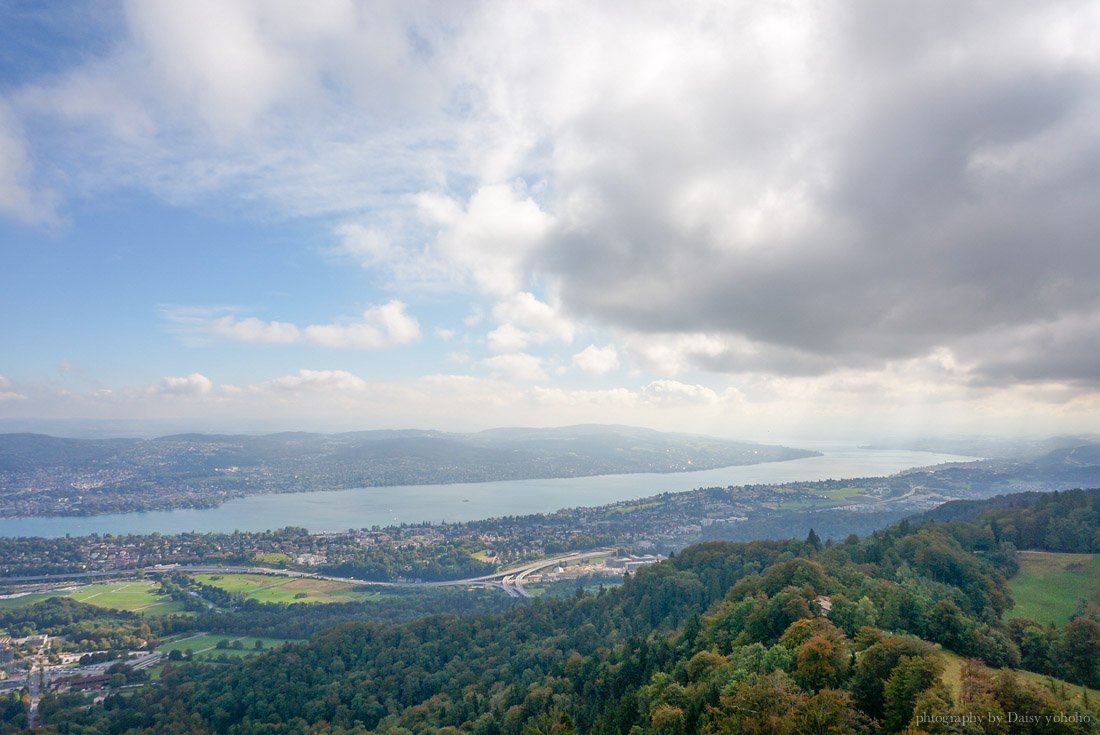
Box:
862;434;1100;460
0;425;819;517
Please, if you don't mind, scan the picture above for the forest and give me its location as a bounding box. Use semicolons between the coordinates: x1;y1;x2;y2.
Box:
6;488;1099;734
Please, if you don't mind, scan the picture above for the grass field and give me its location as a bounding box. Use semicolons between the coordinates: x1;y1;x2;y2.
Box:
0;580;186;616
1006;551;1100;625
0;592;58;609
192;573;385;604
768;491;822;510
252;552;292;565
815;486;871;502
939;649;1100;708
607;501;664;514
157;632;296;661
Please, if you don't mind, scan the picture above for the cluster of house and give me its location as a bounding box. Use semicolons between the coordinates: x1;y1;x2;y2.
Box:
0;633;161;697
0;634;46;693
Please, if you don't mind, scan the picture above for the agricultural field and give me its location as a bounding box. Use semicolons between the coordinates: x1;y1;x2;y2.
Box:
1006;551;1100;626
191;572;385;604
0;579;186;616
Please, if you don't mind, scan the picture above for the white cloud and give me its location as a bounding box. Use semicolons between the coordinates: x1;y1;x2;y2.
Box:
464;308;484;327
258;369;368;393
641;380;720;405
491;291;574;341
487;323;530;354
148;373;213;396
0;104;57;225
572;344;620;375
486;291;575;354
304;300;421;349
529;386;639;409
164;300;420;349
210;316;301;343
0;374;28;402
481;353;547;383
625;333;733;376
418;183;554;298
333;223;396;268
125;0;299;135
9;1;464;222
6;363;1100;438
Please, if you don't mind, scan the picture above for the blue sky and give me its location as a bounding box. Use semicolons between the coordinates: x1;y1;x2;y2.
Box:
3;1;1100;438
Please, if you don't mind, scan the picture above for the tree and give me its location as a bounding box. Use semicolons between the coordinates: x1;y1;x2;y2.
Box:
850;636;932;718
791;689;869;735
1017;624;1052;673
927;599;968;651
649;704;686;735
715;672;802;735
793;635;848;692
523;707;577;735
1054;618;1100;687
882;655;942;733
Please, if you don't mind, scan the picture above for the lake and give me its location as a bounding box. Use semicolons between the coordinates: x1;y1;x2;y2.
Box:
0;444;977;538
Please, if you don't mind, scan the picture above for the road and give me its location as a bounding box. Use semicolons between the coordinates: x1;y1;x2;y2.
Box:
0;549;616;598
26;662;43;728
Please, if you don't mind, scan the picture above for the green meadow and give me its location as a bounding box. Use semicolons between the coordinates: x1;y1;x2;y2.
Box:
0;580;186;616
157;633;296;661
1006;551;1100;626
191;572;385;604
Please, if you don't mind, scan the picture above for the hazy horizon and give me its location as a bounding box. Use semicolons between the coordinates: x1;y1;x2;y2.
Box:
0;417;1095;451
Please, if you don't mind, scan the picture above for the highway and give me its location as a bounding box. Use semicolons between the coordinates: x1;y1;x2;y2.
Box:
0;549;616;599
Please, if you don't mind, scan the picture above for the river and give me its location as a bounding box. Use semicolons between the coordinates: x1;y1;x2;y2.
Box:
0;443;977;538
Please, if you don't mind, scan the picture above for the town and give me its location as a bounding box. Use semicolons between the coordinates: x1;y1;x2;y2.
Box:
0;474;957;581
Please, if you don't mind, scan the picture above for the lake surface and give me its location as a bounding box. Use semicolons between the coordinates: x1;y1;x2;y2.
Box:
0;444;977;538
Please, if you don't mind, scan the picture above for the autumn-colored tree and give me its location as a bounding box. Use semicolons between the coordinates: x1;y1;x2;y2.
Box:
793;635;849;692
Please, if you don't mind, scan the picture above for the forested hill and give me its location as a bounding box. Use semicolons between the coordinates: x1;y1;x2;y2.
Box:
0;426;817;517
31;492;1100;734
890;442;1100;501
917;486;1100;553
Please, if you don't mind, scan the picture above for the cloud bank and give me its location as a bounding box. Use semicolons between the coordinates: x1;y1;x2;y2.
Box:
4;1;1100;434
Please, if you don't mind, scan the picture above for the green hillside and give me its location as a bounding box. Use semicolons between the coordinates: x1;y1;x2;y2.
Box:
1007;551;1100;626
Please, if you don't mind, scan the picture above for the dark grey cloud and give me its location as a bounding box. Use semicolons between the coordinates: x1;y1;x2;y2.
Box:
531;1;1100;385
960;312;1100;387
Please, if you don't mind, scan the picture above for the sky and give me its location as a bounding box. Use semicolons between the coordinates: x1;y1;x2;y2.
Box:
2;0;1100;440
